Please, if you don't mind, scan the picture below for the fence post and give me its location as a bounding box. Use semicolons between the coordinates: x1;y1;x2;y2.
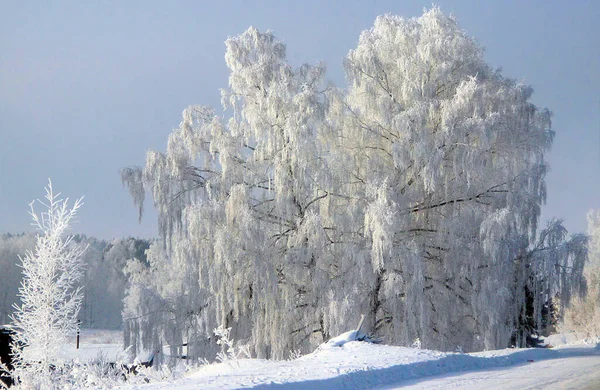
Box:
76;319;80;349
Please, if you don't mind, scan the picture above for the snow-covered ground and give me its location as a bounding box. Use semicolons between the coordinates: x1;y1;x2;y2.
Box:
60;330;600;389
56;329;124;364
120;343;600;390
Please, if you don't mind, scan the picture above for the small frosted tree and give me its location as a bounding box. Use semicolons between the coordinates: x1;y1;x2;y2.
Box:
10;180;86;388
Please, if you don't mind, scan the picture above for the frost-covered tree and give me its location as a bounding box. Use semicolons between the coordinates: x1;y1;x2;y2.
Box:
10;181;86;388
122;7;586;359
0;233;36;325
560;210;600;337
77;237;112;329
308;8;587;350
80;237;149;330
513;219;586;345
122;26;330;361
586;210;600;268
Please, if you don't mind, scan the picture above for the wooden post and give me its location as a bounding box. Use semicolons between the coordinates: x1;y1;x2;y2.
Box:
76;319;80;349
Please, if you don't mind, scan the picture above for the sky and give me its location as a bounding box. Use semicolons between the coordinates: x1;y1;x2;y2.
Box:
1;0;598;240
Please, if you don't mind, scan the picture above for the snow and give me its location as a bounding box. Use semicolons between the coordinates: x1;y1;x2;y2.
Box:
541;332;599;347
321;329;380;348
117;339;600;389
323;330;362;348
55;329;125;364
48;330;600;389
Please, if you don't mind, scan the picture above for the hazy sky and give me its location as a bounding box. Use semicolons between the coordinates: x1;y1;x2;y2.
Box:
1;0;598;239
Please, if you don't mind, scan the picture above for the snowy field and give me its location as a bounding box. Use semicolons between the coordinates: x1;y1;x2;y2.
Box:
56;329;124;364
62;330;600;389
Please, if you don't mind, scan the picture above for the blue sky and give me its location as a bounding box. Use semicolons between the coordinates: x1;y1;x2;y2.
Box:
1;0;598;239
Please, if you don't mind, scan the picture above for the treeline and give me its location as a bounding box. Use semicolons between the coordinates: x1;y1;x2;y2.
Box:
0;233;150;329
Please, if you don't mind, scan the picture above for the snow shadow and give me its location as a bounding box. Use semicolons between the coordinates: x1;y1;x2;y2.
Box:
249;345;600;390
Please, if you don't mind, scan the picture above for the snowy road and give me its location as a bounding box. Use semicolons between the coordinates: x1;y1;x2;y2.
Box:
385;346;600;390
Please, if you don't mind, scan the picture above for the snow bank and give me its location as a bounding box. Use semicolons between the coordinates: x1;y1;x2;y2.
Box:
321;330;380;348
119;341;600;390
542;332;599;347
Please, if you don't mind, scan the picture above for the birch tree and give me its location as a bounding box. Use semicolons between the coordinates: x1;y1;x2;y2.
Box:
560;210;600;337
122;7;586;359
122;26;330;361
324;8;586;350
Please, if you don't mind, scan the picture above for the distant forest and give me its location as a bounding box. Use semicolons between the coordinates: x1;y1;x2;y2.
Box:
0;233;150;329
